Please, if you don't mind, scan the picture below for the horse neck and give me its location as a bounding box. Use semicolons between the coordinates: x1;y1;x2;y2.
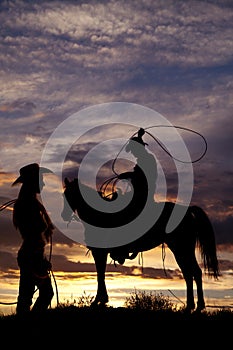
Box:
73;182;97;213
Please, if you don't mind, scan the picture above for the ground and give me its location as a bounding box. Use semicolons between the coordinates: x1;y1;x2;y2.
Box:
1;304;233;344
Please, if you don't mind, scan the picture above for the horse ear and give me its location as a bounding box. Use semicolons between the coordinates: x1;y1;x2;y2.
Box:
64;177;70;186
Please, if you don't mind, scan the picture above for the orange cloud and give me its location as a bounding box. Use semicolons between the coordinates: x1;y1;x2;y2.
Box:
0;172;17;187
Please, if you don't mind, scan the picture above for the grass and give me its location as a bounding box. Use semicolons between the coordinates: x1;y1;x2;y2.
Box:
1;289;233;341
53;288;233;316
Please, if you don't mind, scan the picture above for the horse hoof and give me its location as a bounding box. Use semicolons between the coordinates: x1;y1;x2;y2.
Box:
91;294;109;308
196;304;205;312
90;300;108;308
184;305;195;314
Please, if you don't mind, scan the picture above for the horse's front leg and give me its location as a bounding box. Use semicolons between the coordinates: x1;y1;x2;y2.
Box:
91;248;109;306
183;274;195;312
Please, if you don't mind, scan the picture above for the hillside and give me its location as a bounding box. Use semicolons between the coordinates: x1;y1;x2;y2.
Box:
1;304;233;344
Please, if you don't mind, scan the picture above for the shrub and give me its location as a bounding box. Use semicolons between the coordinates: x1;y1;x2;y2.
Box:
124;289;177;311
75;291;95;307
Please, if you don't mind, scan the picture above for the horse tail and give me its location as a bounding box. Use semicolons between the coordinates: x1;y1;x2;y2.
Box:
191;205;220;279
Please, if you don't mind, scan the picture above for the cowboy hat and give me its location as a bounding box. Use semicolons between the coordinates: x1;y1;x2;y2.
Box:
12;163;52;186
125;128;148;152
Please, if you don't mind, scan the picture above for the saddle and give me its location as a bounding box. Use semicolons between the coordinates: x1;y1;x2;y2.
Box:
110;249;139;265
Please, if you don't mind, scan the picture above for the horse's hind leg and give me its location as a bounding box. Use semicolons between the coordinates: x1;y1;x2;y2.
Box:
178;253;205;312
174;252;205;312
91;248;109;306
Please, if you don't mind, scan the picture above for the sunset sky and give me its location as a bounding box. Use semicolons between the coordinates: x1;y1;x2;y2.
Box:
0;0;233;314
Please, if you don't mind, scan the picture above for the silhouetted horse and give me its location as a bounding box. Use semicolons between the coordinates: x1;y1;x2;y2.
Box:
61;177;219;312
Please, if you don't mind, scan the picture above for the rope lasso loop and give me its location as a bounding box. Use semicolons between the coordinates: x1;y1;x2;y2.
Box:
144;125;208;164
100;124;207;196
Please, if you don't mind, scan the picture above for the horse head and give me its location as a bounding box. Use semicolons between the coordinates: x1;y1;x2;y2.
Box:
61;177;115;223
61;176;147;229
61;177;79;222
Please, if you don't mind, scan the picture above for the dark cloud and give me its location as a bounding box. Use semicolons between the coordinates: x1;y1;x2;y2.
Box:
0;214;21;248
1;247;232;279
218;259;233;271
0;247;182;278
0;251;18;271
213;216;233;245
34;253;184;279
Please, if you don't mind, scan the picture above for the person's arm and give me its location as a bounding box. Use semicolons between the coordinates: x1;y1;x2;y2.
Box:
38;201;55;242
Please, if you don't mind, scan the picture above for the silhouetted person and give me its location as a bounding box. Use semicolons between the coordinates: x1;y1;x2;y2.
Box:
12;163;54;315
110;128;158;264
118;128;158;206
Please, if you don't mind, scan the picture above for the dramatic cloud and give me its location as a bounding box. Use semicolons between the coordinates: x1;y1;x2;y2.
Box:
0;0;232;279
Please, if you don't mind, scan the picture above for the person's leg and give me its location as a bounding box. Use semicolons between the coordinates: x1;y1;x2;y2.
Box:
31;275;54;312
16;268;35;315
